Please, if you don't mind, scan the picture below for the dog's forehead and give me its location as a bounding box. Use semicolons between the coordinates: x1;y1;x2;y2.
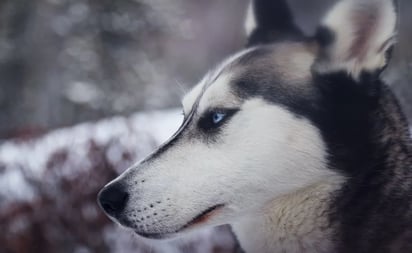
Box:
182;48;255;114
182;42;316;114
238;42;316;84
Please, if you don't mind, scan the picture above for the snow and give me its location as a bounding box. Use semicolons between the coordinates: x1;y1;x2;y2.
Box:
0;109;182;203
64;81;103;105
0;168;36;202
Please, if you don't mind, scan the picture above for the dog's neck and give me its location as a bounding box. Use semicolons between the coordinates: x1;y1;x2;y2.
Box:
231;180;342;253
326;83;412;252
232;80;411;253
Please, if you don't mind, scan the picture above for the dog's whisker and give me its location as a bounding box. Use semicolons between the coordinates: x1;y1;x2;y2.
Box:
174;78;187;97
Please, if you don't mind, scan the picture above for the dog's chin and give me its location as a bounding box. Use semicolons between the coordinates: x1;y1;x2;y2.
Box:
133;204;225;240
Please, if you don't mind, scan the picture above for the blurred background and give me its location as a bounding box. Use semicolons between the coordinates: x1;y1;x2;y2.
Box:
0;0;411;252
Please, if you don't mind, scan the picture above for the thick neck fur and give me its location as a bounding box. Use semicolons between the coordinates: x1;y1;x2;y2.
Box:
233;73;412;253
313;72;412;178
318;73;412;253
232;180;342;253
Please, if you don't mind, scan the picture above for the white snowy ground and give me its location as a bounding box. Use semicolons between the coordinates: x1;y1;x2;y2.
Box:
0;109;236;253
0;109;182;204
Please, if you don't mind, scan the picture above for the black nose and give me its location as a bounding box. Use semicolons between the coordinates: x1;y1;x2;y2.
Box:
98;182;129;216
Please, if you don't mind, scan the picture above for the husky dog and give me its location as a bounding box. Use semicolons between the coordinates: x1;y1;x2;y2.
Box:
98;0;412;252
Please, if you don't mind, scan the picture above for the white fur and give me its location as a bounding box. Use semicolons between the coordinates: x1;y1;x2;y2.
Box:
232;179;343;253
315;0;397;78
119;96;342;233
107;48;344;251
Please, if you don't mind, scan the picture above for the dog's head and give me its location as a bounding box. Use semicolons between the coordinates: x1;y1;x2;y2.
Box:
98;0;397;239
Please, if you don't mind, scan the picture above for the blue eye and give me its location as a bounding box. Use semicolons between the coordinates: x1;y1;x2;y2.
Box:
212;112;226;124
198;108;238;132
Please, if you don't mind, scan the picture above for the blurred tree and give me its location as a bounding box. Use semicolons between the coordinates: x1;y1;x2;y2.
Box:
0;0;246;139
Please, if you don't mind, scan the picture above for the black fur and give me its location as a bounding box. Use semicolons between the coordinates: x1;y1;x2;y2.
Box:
313;72;412;253
233;59;412;252
142;98;199;162
247;0;304;46
233;45;318;119
244;2;412;250
314;26;335;49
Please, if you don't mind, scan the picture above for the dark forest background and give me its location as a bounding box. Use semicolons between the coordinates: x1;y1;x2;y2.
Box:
0;0;411;253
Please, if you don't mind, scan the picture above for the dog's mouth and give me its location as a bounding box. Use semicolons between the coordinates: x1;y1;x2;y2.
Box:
135;204;225;239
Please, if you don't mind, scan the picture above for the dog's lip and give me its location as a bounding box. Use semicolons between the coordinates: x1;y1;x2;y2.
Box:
135;204;225;239
134;231;172;240
181;203;225;230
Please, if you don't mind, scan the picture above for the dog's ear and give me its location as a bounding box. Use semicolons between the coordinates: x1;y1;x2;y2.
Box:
245;0;304;46
313;0;398;79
